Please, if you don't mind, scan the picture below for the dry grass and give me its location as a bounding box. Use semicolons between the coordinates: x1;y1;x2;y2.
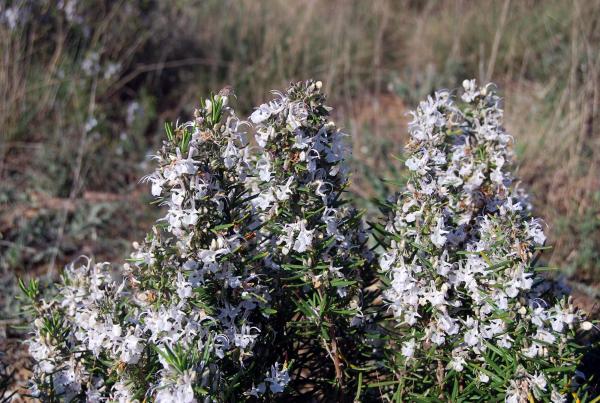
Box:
0;0;598;295
1;0;598;311
1;0;599;396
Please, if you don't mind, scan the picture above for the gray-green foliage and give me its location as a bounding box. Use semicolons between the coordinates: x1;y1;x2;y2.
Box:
375;81;593;402
20;81;596;402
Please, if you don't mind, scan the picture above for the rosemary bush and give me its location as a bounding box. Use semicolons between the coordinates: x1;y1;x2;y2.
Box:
23;95;281;401
375;80;593;402
21;80;596;402
246;81;378;399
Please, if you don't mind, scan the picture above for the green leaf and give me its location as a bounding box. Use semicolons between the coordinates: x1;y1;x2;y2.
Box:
165;121;174;141
355;371;363;401
261;307;277;315
330;279;357;287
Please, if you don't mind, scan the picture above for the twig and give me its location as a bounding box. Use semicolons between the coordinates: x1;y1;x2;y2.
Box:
485;0;511;82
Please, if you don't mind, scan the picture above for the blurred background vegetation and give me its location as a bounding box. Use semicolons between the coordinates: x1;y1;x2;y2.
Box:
1;0;599;397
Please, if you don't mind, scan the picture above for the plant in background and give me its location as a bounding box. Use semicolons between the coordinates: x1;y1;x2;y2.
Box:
376;80;592;401
246;80;380;400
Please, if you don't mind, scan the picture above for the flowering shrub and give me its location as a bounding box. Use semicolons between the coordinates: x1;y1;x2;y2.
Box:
376;80;592;401
247;81;377;398
21;80;595;402
22;95;285;401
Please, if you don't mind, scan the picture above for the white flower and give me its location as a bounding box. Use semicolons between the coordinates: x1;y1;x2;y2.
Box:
176;273;193;300
526;220;546;245
430;216;447;248
278;223;296;256
447;355;466;372
255;126;275;148
173;154;197;177
85;117;98;133
461;79;479;102
233;325;259;350
103;62;121;80
223;140;238;169
405;152;429;174
246;383;267;397
86;378;105;402
82;52;101;76
28;341;56;373
379;251;397;272
171;187;185;206
530;372;547;392
275;177;294;201
111;380;134;403
293;220;314;253
464;327;480;346
401;338;416;358
550;387;566;403
2;7;19;30
505;380;525;403
255;189;275;210
264;363;290;394
257;155;272;181
250;99;285;124
293;129;311;149
119;333;144;364
250;104;272;123
150;176;166;196
286;102;308;129
126;101;141;125
156;371;196;403
144;309;175;341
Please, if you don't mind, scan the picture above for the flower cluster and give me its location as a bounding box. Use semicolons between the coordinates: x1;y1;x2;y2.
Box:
22;80;595;402
246;81;377;397
24;95;285;401
123;95;279;400
25;260;121;401
378;80;589;401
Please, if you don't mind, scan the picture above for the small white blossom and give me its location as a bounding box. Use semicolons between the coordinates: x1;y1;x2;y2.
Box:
401;338;416;358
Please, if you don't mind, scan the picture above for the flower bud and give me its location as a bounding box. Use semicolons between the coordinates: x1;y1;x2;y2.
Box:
581;321;593;331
